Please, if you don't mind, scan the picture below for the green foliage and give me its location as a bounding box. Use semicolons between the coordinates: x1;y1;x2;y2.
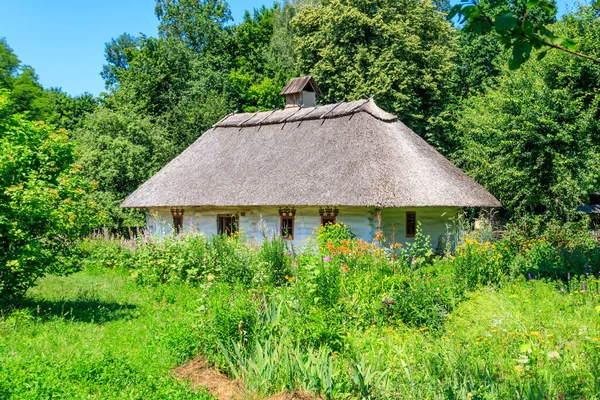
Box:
7;220;600;398
294;0;458;137
0;92;102;308
75;106;172;228
260;235;292;286
449;0;600;68
452;44;600;218
0;269;212;399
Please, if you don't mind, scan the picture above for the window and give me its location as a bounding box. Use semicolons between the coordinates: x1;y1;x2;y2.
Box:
280;216;294;240
406;211;416;238
172;215;183;234
217;214;238;236
321;215;336;225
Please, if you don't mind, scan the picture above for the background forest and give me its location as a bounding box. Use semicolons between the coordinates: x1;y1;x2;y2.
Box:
2;0;600;231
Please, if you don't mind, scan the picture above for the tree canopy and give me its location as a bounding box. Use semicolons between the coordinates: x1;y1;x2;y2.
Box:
1;0;599;232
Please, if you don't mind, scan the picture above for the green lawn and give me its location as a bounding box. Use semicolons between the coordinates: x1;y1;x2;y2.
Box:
0;267;212;399
2;262;600;399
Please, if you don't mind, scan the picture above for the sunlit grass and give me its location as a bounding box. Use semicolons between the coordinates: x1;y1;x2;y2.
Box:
0;267;212;399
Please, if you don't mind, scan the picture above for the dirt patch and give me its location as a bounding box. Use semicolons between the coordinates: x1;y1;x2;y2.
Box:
173;356;245;399
265;392;320;400
173;356;321;400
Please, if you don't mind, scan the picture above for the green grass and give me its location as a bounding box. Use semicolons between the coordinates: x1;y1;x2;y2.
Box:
3;228;600;399
0;266;213;399
350;279;600;398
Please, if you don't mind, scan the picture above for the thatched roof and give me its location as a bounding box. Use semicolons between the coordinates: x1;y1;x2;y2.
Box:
122;99;500;209
577;204;600;214
280;76;321;96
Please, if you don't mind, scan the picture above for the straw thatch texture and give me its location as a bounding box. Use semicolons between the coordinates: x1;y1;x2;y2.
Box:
280;76;321;96
121;99;500;208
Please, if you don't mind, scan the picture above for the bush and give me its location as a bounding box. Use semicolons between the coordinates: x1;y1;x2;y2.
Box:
0;92;101;309
452;237;513;289
260;236;292;287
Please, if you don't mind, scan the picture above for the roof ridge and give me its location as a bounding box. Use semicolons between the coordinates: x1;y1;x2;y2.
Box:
213;99;397;128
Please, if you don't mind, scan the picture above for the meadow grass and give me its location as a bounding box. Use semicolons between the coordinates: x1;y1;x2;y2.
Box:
0;266;212;399
2;225;600;399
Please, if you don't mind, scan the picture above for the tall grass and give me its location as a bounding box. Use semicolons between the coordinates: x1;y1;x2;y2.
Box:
4;222;600;398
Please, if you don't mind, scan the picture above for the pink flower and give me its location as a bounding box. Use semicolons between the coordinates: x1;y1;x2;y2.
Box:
323;256;331;262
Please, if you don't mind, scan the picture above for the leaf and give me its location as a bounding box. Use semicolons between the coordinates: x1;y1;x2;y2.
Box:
519;342;532;353
562;38;579;51
523;20;534;36
538;1;556;12
595;305;600;313
594;0;600;10
536;49;549;60
495;13;518;32
526;0;539;8
448;4;463;20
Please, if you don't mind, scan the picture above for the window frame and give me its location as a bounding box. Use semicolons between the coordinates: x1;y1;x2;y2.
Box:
405;211;416;238
280;215;295;240
217;214;238;236
172;214;183;235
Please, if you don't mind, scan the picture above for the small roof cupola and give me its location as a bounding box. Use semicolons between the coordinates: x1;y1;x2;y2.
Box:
280;76;321;108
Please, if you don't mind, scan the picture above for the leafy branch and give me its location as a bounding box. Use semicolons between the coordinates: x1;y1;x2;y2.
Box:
449;0;600;69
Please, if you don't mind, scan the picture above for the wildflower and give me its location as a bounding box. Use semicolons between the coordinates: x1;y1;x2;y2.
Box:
323;256;331;262
340;265;349;273
582;281;586;292
528;273;532;280
514;365;524;373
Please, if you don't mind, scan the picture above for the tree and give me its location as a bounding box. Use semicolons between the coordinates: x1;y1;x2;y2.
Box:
452;9;600;218
450;0;600;69
46;89;98;131
75;106;172;229
293;0;458;137
155;0;232;54
0;91;102;308
101;33;140;89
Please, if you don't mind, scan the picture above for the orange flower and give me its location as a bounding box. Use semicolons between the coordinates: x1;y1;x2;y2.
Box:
340;265;349;273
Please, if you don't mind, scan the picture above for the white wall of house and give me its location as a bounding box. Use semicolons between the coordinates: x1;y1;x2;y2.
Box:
144;206;461;248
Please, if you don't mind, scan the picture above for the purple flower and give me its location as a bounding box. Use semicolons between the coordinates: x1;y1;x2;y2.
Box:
527;273;532;280
586;264;591;275
568;272;571;281
323;256;331;262
582;281;587;291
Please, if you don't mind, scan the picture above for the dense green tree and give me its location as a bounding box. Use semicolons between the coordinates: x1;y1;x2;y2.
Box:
452;7;600;218
0;39;19;89
450;0;600;68
46;89;98;131
293;0;458;137
75;106;172;228
101;33;140;89
155;0;232;54
0;91;102;307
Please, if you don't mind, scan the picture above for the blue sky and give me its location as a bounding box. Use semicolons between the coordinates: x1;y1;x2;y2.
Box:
1;0;580;97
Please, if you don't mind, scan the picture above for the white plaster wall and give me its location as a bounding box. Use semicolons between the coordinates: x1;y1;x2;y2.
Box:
380;207;462;249
144;206;460;248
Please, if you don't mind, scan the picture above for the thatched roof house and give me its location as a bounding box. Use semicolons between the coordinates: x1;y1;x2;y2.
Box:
122;77;499;245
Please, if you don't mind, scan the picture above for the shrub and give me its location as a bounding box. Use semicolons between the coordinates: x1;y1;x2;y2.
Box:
0;92;102;309
452;237;512;289
260;236;292;287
